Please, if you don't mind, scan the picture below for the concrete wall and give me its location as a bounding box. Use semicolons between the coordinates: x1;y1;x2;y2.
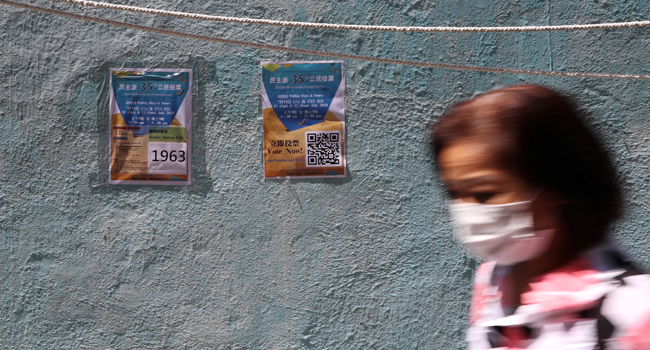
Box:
2;0;650;348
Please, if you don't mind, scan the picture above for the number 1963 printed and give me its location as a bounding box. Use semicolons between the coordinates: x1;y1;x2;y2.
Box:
152;150;186;162
148;143;188;175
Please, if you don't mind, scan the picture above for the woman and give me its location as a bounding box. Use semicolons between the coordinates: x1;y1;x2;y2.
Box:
430;85;650;349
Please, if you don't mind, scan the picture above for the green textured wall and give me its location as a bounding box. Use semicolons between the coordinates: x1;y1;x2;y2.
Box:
2;0;650;348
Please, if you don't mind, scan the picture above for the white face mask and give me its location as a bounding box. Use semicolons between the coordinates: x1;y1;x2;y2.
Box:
449;198;555;266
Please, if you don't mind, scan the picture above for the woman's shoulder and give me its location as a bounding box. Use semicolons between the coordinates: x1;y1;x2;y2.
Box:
474;261;497;284
600;265;650;349
572;246;650;348
468;261;498;324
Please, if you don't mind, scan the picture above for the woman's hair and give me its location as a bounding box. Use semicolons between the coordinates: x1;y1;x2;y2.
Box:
430;84;621;250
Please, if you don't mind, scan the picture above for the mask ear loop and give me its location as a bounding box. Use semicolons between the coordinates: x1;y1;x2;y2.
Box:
526;187;563;240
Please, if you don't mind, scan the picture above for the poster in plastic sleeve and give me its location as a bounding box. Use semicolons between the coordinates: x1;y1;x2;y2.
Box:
109;68;192;185
261;61;346;179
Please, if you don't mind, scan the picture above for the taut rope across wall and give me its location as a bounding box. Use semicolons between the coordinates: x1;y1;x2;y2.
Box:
51;0;650;33
2;0;650;79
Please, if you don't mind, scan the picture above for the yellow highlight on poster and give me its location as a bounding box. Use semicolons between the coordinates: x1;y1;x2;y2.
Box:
261;61;346;178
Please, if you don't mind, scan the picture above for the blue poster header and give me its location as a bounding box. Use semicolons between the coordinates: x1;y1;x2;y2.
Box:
111;71;190;136
262;62;342;131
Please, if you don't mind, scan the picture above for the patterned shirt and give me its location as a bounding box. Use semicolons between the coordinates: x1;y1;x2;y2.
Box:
467;245;650;349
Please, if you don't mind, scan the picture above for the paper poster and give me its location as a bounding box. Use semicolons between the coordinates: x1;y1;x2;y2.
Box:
109;68;192;185
261;61;346;178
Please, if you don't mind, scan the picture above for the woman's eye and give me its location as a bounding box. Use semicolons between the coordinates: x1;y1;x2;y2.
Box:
473;192;497;203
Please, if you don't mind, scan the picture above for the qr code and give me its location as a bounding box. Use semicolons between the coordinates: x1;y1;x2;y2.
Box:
305;131;342;167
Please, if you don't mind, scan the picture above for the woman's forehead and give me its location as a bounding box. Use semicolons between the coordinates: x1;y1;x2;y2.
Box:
438;141;518;185
438;140;496;171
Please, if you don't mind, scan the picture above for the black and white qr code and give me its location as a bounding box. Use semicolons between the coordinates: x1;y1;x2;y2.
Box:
305;131;342;167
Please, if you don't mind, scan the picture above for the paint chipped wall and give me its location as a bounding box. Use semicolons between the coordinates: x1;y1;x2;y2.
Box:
1;0;650;348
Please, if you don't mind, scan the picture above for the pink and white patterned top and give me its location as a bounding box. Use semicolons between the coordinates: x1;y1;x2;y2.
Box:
467;245;650;350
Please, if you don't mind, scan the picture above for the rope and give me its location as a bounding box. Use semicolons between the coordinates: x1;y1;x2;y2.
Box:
51;0;650;33
3;0;650;80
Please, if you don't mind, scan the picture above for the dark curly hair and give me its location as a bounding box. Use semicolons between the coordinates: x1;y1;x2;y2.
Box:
430;84;621;251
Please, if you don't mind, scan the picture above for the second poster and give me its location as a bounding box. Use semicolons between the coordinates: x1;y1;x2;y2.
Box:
261;61;346;179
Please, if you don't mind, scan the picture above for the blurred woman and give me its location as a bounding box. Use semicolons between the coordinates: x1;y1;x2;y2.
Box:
430;85;650;349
